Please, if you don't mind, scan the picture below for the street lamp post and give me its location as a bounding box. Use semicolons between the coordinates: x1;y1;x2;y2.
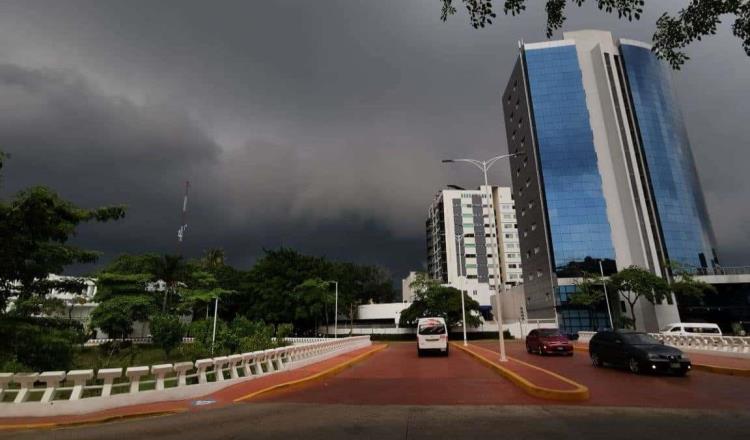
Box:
211;296;219;355
442;153;524;362
326;281;339;338
599;260;614;330
455;233;468;346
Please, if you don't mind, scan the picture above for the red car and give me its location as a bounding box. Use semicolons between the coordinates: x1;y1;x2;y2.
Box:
526;329;573;356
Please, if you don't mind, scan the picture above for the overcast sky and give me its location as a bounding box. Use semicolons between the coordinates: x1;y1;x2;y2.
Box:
0;1;748;280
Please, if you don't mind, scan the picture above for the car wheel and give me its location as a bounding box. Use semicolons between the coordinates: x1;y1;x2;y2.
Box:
590;353;602;367
417;348;423;357
538;346;544;356
628;357;641;374
526;344;532;353
444;346;450;357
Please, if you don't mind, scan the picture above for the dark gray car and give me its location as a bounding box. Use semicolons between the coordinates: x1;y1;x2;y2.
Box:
589;330;691;375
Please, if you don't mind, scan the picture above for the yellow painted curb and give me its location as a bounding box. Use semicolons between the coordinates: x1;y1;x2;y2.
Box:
233;343;387;402
453;343;589;401
0;409;188;431
692;363;750;377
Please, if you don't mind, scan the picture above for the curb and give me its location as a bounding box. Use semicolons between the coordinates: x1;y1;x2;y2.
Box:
0;409;187;432
233;343;387;402
575;344;750;377
691;363;750;377
453;343;589;401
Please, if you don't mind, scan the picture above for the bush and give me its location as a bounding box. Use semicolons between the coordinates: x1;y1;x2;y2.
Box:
150;314;185;356
0;318;80;371
276;323;293;346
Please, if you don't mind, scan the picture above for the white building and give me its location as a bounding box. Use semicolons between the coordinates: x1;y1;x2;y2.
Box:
426;185;523;307
401;271;420;302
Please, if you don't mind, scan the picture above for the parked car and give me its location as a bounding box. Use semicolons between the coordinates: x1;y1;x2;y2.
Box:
660;322;722;337
525;329;573;356
589;330;691;376
417;317;448;356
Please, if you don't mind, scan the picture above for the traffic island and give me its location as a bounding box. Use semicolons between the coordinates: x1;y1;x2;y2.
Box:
454;343;590;401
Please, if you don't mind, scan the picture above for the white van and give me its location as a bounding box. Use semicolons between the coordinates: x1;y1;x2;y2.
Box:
660;322;722;337
417;317;448;356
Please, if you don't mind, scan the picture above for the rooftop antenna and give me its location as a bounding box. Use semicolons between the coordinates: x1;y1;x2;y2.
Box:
177;180;190;256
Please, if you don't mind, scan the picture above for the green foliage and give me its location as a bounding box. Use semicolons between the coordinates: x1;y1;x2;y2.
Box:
609;266;669;329
0;317;84;371
150;314;185;356
668;261;718;304
399;283;482;328
90;295;155;340
438;1;749;69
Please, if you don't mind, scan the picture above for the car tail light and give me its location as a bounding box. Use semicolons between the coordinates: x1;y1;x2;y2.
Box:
440;335;447;339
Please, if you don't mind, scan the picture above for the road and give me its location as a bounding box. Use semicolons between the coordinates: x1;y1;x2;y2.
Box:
5;403;749;440
3;342;750;439
475;341;750;409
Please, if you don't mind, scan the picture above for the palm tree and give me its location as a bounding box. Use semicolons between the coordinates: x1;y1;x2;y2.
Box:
152;254;185;313
202;248;226;270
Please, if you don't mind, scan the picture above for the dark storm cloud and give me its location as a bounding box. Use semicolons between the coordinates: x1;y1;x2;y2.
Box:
0;0;748;278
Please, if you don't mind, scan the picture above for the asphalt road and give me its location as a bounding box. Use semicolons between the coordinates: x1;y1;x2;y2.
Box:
476;340;750;409
5;403;749;440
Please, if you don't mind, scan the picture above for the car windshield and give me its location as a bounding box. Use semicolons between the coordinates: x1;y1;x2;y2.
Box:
418;324;446;335
538;329;563;337
621;333;659;345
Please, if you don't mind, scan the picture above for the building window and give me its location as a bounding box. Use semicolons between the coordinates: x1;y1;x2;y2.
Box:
531;223;537;231
525;178;531;188
534;246;540;254
536;269;543;278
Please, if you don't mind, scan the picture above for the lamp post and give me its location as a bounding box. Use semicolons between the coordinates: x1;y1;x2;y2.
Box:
455;233;468;346
211;296;219;355
599;260;614;330
442;153;524;362
326;281;339;338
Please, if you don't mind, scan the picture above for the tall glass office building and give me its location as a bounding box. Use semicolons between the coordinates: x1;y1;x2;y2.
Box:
502;30;718;332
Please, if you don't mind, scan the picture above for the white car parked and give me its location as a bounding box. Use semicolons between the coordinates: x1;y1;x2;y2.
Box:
660;322;722;336
417;317;448;356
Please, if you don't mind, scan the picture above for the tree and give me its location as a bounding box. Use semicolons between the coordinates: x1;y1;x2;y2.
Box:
668;261;718;304
609;266;669;329
438;0;750;69
90;295;154;340
399;281;482;329
570;272;607;330
150;313;185;356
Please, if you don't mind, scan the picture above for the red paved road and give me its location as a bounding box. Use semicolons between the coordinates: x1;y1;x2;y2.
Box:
258;342;540;405
477;341;750;409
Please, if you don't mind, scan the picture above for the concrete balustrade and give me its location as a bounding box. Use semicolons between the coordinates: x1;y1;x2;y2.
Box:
67;370;94;400
125;366;150;393
151;364;173;391
12;373;39;403
0;373;13;401
97;368;122;397
212;357;229;381
38;371;66;403
0;336;372;415
227;355;243;379
173;362;194;387
195;359;213;384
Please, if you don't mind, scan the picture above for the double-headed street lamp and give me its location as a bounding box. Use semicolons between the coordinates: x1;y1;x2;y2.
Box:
442;152;525;362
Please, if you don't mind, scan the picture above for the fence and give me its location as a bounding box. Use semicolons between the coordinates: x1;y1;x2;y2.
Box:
576;331;750;354
0;336;371;417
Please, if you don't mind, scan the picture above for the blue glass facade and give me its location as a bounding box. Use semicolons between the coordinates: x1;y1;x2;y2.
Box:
524;45;616;276
620;44;717;269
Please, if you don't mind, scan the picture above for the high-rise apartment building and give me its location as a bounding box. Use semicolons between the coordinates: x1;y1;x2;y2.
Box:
503;30;718;332
426;186;522;307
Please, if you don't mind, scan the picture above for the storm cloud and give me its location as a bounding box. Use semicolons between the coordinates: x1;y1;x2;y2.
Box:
0;0;747;279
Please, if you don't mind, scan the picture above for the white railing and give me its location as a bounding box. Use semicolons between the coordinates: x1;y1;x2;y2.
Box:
576;331;750;355
0;336;371;417
84;337;195;347
648;333;750;355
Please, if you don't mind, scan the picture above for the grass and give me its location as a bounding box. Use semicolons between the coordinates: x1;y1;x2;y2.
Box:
72;345;199;370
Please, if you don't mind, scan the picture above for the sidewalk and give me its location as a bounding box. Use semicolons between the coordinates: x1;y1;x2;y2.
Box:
0;344;385;430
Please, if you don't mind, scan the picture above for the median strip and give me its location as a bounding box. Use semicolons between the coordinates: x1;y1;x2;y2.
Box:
454;343;589;401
